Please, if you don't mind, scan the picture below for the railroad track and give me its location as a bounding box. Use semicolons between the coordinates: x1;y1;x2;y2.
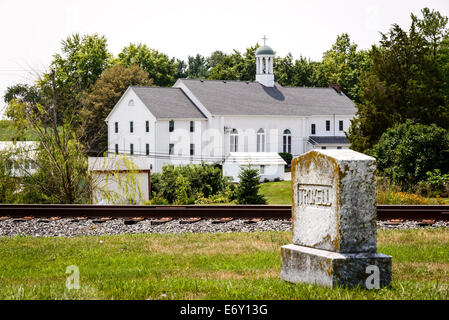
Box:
0;204;449;221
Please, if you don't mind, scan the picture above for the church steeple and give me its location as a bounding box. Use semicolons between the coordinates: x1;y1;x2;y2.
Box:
255;35;275;87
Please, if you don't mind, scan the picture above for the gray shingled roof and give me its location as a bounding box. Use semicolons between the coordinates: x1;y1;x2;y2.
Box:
308;136;349;145
131;87;206;119
176;79;356;116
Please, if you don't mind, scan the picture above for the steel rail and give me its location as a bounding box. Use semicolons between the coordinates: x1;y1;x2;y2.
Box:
0;204;449;221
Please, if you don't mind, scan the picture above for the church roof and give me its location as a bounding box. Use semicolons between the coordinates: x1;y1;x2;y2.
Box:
308;136;350;145
131;86;207;119
256;45;275;55
175;79;356;117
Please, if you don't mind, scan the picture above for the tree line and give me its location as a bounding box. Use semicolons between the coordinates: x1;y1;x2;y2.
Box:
2;7;449;202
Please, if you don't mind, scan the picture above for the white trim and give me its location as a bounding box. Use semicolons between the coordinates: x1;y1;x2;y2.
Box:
105;87;157;122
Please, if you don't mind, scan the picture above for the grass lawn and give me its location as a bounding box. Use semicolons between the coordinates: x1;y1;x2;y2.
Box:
259;180;291;205
1;228;449;300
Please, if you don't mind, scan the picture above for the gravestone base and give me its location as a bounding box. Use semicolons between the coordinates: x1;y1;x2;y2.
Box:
281;244;392;289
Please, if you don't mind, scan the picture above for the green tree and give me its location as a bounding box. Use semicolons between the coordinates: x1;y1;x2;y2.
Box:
235;167;267;204
318;33;369;102
208;46;258;81
186;54;209;78
207;51;227;69
371;120;449;188
7;72;91;204
80;64;153;155
38;34;112;122
117;43;177;87
348;8;449;152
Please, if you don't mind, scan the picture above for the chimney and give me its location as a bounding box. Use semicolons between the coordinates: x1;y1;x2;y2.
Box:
329;84;342;94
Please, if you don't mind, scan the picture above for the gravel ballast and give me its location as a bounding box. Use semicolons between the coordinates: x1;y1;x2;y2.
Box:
0;218;447;237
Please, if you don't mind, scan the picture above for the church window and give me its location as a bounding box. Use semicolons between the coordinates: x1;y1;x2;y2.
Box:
283;129;292;154
130;144;134;155
260;165;265;174
115;144;118;155
190;144;195;156
146;144;150;155
128;99;135;106
257;128;265;152
146;121;150;132
337;146;342;150
230;129;238;152
339;120;344;131
311;124;316;135
169;144;174;155
169;120;174;132
321;146;327;150
326;120;331;131
114;122;118;133
130;121;134;133
190;121;195;133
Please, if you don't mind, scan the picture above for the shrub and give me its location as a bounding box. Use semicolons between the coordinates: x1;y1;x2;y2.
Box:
376;177;428;204
235;167;267;204
263;178;270;183
150;163;232;204
274;177;281;182
143;195;169;205
371;120;449;188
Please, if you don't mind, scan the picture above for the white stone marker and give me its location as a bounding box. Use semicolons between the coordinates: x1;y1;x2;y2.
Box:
281;149;392;288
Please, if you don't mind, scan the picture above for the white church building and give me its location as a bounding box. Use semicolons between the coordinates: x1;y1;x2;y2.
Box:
105;42;356;182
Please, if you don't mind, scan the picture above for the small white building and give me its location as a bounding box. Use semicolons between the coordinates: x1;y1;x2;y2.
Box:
105;40;355;182
223;152;287;182
88;156;152;204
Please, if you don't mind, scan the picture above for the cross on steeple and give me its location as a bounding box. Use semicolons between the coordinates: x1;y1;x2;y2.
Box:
262;35;268;46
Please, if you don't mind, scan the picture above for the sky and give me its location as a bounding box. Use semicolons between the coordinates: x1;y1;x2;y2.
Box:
1;0;448;117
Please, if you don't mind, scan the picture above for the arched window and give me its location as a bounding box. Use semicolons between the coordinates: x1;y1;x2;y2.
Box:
128;99;135;106
230;129;238;152
283;129;292;153
257;128;265;152
169;120;174;132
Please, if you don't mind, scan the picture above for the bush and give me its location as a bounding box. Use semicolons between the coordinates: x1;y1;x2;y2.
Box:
371;120;449;188
263;178;270;183
150;163;233;204
143;194;169;205
235;167;267;204
376;176;429;204
274;177;281;182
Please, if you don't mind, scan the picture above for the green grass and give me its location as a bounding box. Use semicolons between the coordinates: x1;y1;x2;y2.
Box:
1;229;449;300
259;180;291;205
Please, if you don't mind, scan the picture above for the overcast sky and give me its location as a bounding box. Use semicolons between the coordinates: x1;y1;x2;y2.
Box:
1;0;449;117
